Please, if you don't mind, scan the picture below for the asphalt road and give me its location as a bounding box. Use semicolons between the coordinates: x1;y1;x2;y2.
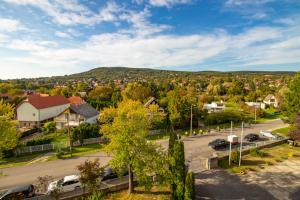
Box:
0;119;287;191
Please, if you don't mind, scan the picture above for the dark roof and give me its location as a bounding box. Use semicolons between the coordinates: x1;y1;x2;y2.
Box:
70;103;99;118
144;97;157;108
25;95;69;109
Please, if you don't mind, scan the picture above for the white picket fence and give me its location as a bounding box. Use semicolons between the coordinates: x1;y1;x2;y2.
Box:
14;137;105;155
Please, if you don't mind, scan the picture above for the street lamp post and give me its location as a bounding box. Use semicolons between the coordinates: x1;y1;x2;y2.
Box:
229;121;233;166
239;122;244;167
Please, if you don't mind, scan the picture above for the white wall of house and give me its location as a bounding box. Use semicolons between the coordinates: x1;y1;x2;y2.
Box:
39;104;70;121
85;115;98;124
17;102;39;122
245;102;266;109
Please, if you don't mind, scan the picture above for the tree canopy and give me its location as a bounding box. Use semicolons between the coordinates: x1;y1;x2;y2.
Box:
101;100;170;193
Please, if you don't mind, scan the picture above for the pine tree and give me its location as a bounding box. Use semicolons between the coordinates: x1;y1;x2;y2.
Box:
172;140;186;200
184;171;195;200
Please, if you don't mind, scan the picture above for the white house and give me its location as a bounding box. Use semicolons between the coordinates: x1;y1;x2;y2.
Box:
203;101;225;113
17;95;70;128
263;94;278;108
55;98;99;129
245;102;266;109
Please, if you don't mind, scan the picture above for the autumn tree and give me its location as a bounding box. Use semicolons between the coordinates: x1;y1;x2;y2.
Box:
0;100;20;158
77;159;104;192
284;72;300;121
101;100;169;193
89;86;113;101
121;83;152;103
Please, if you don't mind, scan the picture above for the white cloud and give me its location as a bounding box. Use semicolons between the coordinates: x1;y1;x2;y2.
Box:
0;33;7;43
225;0;273;7
1;19;300;79
149;0;191;7
0;18;24;32
3;0;121;25
7;40;57;51
55;31;72;38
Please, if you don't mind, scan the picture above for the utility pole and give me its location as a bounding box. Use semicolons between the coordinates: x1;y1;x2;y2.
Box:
190;104;193;135
229;121;233;166
254;100;257;123
67;113;72;157
239;122;244;167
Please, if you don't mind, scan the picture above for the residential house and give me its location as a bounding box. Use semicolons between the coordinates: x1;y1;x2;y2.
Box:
55;97;99;129
263;94;278;108
203;101;225;113
144;97;165;112
17;95;70;128
245;102;266;109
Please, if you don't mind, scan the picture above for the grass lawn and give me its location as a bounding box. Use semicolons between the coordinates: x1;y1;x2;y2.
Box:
272;126;290;137
105;186;170;200
47;143;103;160
257;108;282;123
219;144;300;174
0;152;44;169
0;143;103;168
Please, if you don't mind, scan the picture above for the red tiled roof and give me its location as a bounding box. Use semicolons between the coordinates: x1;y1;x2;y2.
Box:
68;96;85;105
26;95;69;109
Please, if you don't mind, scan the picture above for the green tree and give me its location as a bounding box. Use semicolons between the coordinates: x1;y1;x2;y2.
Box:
0;119;20;158
184;171;195;200
172;140;186;200
0;100;15;119
42;121;56;133
284;72;300;121
71;123;99;145
121;83;152;103
89;86;113;101
0;100;19;158
101;100;169;193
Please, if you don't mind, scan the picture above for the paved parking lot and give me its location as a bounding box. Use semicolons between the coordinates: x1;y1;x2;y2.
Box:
195;159;300;200
0;119;287;191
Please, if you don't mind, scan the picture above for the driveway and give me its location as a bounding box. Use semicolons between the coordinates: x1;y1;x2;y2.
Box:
195;159;300;200
0;119;287;191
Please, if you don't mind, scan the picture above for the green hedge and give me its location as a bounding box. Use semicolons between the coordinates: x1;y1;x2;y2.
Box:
204;110;252;126
26;135;54;146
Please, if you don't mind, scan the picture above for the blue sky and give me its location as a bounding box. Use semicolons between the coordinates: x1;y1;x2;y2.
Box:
0;0;299;79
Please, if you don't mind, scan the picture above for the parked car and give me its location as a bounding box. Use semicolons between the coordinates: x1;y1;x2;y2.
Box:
260;130;276;139
47;175;81;193
0;184;35;200
208;139;229;150
245;133;259;142
227;135;238;145
102;167;128;181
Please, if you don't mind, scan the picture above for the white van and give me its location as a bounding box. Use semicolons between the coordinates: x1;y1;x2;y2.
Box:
47;175;81;193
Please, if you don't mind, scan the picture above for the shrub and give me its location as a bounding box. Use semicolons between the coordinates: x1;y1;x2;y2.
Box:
204;110;252;126
42;122;56;133
26;136;53;146
249;148;265;157
231;150;240;164
184;171;195;200
2;149;14;158
71;123;100;145
288;152;294;158
83;191;104;200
